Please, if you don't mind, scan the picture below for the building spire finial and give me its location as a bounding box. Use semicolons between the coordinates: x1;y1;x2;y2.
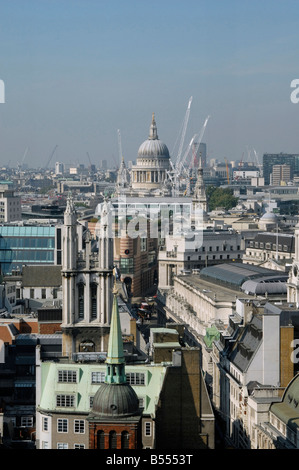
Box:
149;112;158;140
105;283;126;384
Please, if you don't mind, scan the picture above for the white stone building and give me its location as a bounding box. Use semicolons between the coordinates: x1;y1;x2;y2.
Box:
0;185;21;223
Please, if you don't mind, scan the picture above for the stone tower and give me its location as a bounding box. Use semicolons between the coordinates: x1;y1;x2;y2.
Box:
61;196;114;356
192;155;208;213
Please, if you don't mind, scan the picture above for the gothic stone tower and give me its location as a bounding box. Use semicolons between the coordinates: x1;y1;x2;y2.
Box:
61;196;114;356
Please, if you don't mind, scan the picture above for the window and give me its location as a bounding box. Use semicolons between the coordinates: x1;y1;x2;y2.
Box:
91;283;97;318
91;371;105;384
41;288;46;299
57;443;68;449
145;422;152;436
109;431;117;449
121;431;129;449
42;417;49;432
126;372;145;385
42;441;49;449
141;238;147;252
74;444;85;449
120;258;134;274
74;420;85;434
30;288;34;299
97;430;105;449
21;416;33;427
58;370;77;383
56;395;75;407
139;398;144;408
78;283;84;318
57;419;68;433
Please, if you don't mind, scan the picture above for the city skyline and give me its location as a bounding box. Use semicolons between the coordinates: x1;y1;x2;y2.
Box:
0;0;299;168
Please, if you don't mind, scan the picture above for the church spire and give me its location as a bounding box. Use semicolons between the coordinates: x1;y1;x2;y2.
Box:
193;154;208;212
105;285;126;384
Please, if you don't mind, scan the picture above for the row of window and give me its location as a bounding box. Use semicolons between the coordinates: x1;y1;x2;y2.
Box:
0;237;55;249
57;370;146;386
194;244;241;252
249;241;290;251
187;254;241;261
55;394;145;410
29;288;58;299
56;418;85;434
0;249;54;262
43;418;152;439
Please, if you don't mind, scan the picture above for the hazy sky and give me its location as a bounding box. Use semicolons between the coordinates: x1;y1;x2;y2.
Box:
0;0;299;169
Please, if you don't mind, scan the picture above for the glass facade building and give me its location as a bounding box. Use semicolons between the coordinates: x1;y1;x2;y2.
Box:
0;225;60;274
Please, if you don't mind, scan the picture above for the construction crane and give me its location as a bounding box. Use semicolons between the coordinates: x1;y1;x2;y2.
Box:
174;96;193;170
224;158;230;184
169;115;210;196
253;148;261;170
17;146;29;170
86;152;92;166
44;145;58;169
190;115;210;168
168;97;193;179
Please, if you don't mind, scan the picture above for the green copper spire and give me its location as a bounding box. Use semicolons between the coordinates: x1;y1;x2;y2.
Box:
105;285;126;384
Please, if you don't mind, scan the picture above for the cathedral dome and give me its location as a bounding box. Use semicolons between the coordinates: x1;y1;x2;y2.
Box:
138;113;170;159
91;382;140;418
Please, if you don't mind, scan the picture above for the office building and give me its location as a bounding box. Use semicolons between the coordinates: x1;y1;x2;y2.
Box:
0;185;21;223
263;153;299;185
272;164;291;186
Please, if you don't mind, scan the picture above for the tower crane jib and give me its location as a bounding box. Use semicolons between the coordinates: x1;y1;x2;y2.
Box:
175;96;193;168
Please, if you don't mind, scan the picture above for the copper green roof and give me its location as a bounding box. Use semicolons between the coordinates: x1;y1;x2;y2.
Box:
203;325;220;348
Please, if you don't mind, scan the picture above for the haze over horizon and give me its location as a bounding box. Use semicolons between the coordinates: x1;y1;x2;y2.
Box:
0;0;299;169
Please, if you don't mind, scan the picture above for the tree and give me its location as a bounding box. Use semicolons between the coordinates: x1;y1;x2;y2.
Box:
206;185;238;211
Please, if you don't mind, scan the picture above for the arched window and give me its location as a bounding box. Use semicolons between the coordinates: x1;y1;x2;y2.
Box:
91;283;97;319
109;430;117;449
121;431;129;449
78;283;84;318
97;430;105;449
